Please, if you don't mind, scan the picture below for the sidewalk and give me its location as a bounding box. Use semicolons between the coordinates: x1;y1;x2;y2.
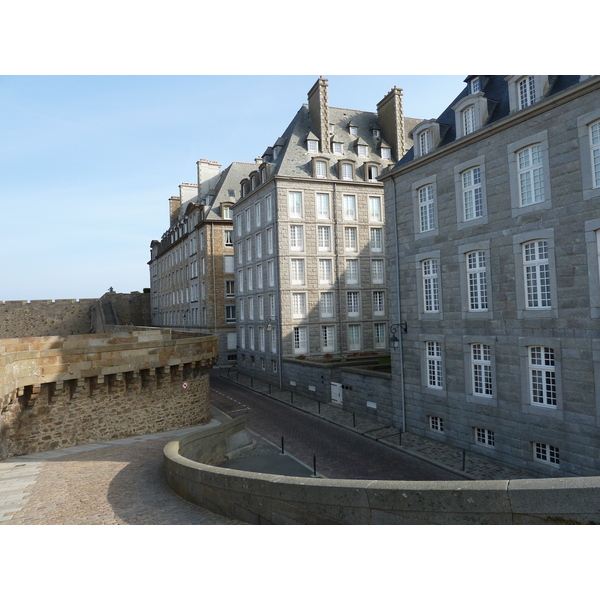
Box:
220;368;547;481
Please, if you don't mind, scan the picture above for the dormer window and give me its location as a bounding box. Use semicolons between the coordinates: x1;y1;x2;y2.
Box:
349;125;358;136
372;129;381;138
411;120;441;159
338;161;354;181
470;77;481;94
452;94;488;139
364;163;379;182
312;158;329;179
333;141;344;155
506;76;549;113
381;147;392;160
241;180;249;197
222;205;232;219
307;139;319;152
357;143;368;158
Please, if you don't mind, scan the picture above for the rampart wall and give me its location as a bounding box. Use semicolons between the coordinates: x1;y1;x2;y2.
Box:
164;425;600;525
0;291;151;338
0;328;217;459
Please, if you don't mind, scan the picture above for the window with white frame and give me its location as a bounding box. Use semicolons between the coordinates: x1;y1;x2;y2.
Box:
316;193;330;219
419;184;435;232
237;241;243;265
373;323;386;348
238;269;244;293
345;259;359;285
271;327;277;353
344;227;358;252
357;144;368;158
422;259;440;312
347;291;360;316
290;258;305;285
462;105;475;135
369;196;382;221
240;326;245;349
349;125;358;136
373;291;385;315
367;164;379;182
529;346;557;407
590;120;600;188
293;327;308;354
318;259;333;284
370;228;383;252
518;76;536;109
255;202;261;226
289;225;304;251
248;296;254;320
333;142;343;155
267;260;274;286
245;208;251;232
419;130;431;155
523;240;551;308
255;233;262;258
291;293;307;319
269;293;276;318
462;167;483;221
341;162;353;181
246;267;253;291
429;416;444;432
320;292;334;318
381;147;392;160
224;229;233;247
471;343;492;396
266;194;273;222
225;280;235;298
308;139;319;152
315;160;327;178
249;326;255;350
317;225;331;251
426;341;443;389
321;325;335;352
348;324;361;350
256;264;263;289
259;327;265;352
371;259;384;284
467;251;488;311
258;295;264;320
289;191;302;218
222;205;232;219
343;195;357;220
475;428;495;447
470;77;481;94
518;144;545;206
239;298;245;321
267;227;273;254
533;442;560;466
246;238;252;262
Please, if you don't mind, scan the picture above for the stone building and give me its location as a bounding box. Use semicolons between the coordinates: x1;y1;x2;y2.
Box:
232;77;421;387
149;160;255;363
381;75;600;476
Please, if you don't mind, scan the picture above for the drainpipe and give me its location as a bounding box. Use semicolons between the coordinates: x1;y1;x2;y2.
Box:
392;176;406;433
211;222;217;335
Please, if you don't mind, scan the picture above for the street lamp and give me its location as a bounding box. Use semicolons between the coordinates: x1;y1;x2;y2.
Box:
389;323;407;350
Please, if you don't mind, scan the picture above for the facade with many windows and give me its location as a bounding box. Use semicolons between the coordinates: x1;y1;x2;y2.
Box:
232;77;421;385
382;75;600;476
149;159;255;362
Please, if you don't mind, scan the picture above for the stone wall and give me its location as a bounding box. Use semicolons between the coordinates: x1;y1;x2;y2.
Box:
0;328;217;459
164;427;600;524
0;291;151;338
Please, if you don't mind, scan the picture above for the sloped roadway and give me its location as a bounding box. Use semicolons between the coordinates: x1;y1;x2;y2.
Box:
211;371;462;481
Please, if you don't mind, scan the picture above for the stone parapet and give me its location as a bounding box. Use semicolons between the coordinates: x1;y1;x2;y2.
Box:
0;328;217;459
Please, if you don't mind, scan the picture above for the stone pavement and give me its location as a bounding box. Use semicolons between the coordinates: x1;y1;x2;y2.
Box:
0;425;241;525
220;367;548;482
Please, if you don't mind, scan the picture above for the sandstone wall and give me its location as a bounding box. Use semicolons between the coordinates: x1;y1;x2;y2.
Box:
0;291;151;338
0;329;217;459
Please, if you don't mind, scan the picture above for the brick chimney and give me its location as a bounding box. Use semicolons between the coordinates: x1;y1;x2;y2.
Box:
169;196;181;227
307;77;330;154
377;86;405;162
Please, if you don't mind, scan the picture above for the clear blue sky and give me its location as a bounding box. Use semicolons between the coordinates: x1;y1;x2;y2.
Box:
0;74;468;301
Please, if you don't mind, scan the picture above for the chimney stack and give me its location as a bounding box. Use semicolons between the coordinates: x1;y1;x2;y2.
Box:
169;196;181;227
307;77;330;154
196;159;222;199
377;86;405;162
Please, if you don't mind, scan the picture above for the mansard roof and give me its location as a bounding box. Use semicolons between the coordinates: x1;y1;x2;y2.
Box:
395;75;584;169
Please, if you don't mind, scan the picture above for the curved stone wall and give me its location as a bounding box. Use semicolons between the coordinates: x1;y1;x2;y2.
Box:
0;329;217;459
164;426;600;525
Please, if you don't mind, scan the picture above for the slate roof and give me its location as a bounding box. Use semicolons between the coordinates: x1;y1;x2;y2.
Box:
396;75;584;168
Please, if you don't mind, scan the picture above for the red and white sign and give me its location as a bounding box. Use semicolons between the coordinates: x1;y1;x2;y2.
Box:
182;381;189;390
